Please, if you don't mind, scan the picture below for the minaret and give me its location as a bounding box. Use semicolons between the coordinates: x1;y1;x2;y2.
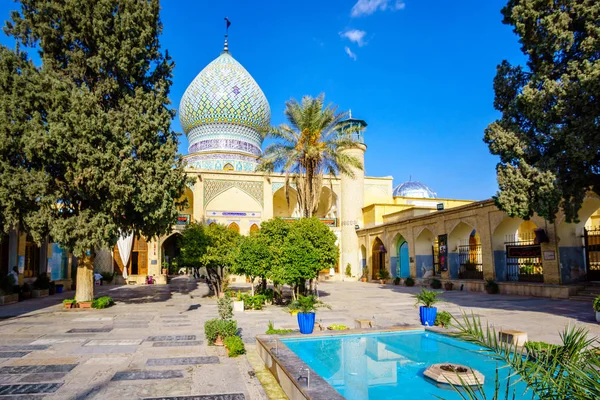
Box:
339;112;367;279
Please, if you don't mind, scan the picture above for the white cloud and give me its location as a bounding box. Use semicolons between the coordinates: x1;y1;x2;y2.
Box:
351;0;406;17
344;46;357;61
340;29;367;47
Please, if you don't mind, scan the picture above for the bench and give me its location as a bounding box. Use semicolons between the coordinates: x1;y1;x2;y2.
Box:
355;319;374;329
499;330;528;346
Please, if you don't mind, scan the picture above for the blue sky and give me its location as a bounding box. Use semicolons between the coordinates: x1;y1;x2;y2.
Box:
0;0;526;201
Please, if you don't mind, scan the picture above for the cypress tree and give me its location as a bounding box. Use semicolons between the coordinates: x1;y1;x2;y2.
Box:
0;0;187;300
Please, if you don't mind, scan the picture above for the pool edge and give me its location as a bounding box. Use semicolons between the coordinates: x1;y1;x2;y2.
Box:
256;325;423;400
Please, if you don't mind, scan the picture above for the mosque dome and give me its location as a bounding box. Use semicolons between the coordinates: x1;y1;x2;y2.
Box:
393;180;437;198
179;45;271;171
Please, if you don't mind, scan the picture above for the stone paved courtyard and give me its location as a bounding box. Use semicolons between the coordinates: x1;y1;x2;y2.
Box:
0;276;597;399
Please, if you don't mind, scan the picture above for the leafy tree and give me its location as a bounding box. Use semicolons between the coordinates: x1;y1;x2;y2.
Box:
179;223;209;273
484;0;600;222
258;95;364;217
276;218;338;298
231;234;270;295
0;0;187;301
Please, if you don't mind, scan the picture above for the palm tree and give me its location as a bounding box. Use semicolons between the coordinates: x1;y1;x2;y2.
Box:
258;94;364;218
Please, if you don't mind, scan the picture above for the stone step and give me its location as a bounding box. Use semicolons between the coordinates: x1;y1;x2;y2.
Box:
569;295;596;302
577;290;600;296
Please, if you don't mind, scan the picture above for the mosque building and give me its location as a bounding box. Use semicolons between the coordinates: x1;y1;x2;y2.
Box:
1;34;599;298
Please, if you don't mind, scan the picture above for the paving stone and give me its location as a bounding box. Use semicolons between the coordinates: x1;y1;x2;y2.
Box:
84;339;143;346
143;395;245;400
16;372;67;383
160;315;188;319
72;345;138;355
163;324;192;327
0;382;62;395
30;338;86;345
0;365;77;375
146;357;219;366
0;352;31;358
72;317;114;322
152;341;202;347
146;336;196;342
111;370;185;381
66;327;112;333
0;346;48;351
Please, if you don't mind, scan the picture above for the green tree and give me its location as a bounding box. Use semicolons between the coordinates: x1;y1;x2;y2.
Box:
231;234;270;296
258;95;364;217
276;218;338;298
484;0;600;222
0;0;187;301
179;223;209;273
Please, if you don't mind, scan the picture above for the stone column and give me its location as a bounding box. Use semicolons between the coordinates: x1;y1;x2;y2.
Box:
340;144;366;278
541;221;561;284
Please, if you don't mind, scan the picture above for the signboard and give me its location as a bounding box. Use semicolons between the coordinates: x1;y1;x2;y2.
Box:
176;214;190;225
206;211;261;218
543;250;555;260
506;245;541;258
437;203;444;211
438;234;448;272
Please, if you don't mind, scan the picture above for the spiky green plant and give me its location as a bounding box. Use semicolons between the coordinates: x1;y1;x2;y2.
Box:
443;312;600;399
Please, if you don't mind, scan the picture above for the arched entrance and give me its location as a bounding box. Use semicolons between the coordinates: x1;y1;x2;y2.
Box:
392;234;410;278
162;233;182;273
371;237;386;280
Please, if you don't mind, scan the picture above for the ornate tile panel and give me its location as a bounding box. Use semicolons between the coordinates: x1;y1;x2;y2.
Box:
204;180;264;209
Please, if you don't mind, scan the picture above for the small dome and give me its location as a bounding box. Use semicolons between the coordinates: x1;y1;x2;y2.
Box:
393;181;437;198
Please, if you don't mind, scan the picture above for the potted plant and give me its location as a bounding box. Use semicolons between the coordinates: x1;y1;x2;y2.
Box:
101;272;114;285
594;296;600;323
361;266;368;282
63;299;77;309
204;318;237;346
19;283;32;301
393;277;401;285
430;278;442;289
484;278;499;294
233;291;244;312
78;300;93;308
444;281;453;291
32;273;50;298
327;324;349;330
378;268;390;284
345;263;352;279
405;276;415;287
289;295;330;334
224;335;245;357
161;260;168;275
414;289;442;326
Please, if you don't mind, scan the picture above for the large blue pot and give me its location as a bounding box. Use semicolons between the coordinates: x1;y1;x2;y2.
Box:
419;306;437;326
297;312;316;334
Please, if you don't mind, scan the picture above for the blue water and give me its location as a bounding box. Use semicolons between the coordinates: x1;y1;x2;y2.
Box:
282;330;531;400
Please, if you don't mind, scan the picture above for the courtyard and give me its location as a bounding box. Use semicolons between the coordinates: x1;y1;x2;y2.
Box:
0;277;597;399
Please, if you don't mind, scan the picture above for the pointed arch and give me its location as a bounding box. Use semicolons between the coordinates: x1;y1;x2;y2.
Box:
249;223;259;233
228;222;240;233
371;237;385;280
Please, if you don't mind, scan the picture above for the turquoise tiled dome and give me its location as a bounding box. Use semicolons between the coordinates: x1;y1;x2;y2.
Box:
179;50;271;170
393;181;437;198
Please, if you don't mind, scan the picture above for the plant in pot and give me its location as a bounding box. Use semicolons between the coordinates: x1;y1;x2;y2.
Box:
361;266;368;282
62;298;77;309
594;296;600;323
393;277;401;285
405;276;415;287
32;273;50;298
204;318;237;346
289;295;330;334
444;281;454;291
345;263;352;278
414;289;442;326
19;283;32;301
161;260;168;275
101;272;114;285
484;278;499;294
378;269;390;284
430;278;442;289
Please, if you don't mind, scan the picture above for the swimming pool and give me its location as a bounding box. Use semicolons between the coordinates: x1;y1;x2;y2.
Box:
282;330;530;400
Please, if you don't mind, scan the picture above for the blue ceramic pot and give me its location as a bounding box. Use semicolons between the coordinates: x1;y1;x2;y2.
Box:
419;306;437;326
297;312;316;334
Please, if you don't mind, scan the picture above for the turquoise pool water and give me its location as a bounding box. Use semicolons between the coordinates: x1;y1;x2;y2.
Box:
282;330;530;400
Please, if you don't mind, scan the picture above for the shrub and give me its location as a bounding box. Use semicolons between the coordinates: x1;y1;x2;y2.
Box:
240;294;266;310
393;277;401;285
217;295;233;319
289;295;330;314
224;335;245;357
265;321;294;335
378;268;390;280
33;273;50;290
345;263;352;277
62;298;77;304
414;289;442;308
255;287;274;303
484;278;499;294
91;296;114;309
430;278;442;289
204;318;237;345
327;324;349;330
434;311;452;328
100;272;114;283
405;276;415;286
593;296;600;312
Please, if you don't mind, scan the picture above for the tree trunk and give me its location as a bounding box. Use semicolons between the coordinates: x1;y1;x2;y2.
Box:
75;251;95;302
250;278;254;296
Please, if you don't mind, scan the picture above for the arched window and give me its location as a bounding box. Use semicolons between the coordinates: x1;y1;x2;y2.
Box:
208;222;217;227
250;224;259;233
228;222;240;233
223;163;234;171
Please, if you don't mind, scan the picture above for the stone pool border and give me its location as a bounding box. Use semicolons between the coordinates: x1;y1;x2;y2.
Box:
256;326;424;400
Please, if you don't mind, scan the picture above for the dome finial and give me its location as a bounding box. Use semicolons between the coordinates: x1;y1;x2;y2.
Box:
223;17;231;53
